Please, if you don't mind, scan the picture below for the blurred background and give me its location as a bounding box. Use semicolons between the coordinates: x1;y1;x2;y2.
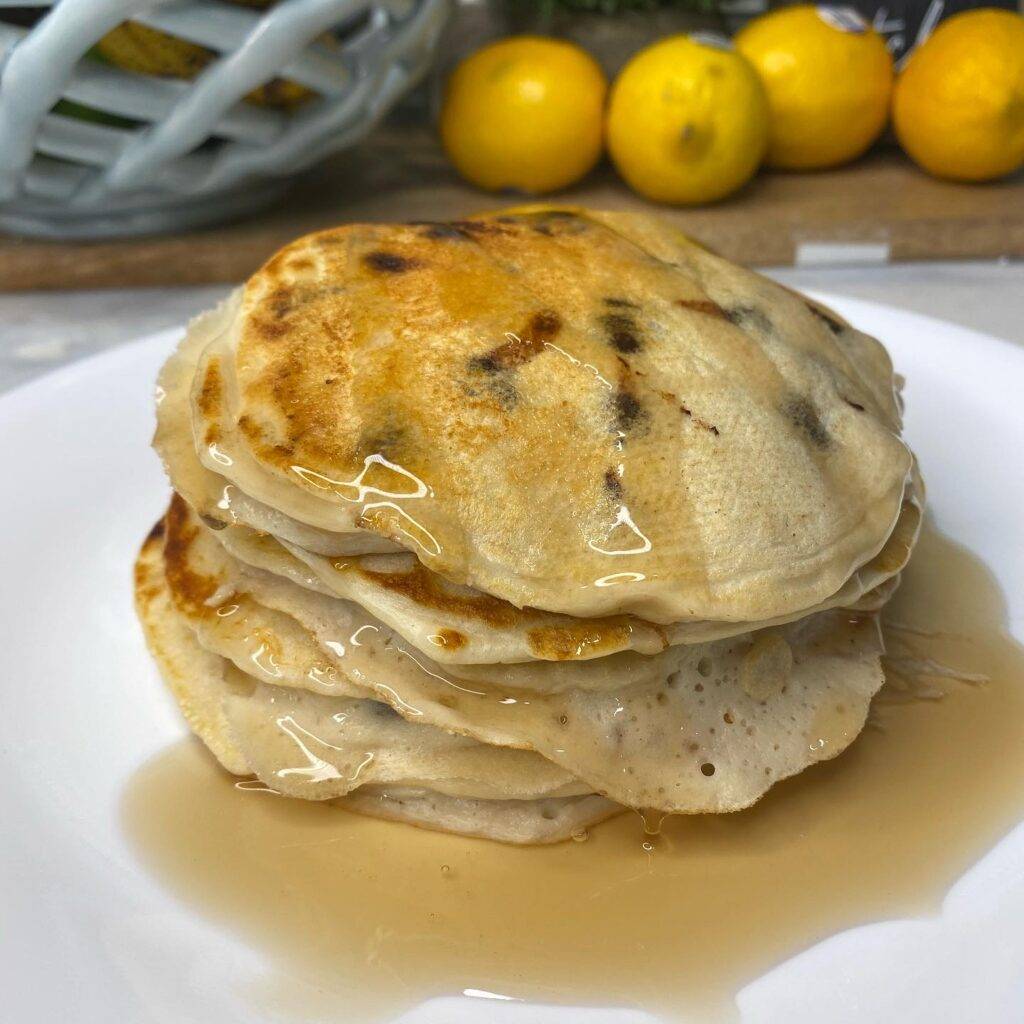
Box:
0;0;1021;390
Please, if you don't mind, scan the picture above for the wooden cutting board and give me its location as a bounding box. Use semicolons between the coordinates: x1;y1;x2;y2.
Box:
2;129;1022;290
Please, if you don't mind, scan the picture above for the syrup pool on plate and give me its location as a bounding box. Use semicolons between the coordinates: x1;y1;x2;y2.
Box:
123;520;1024;1022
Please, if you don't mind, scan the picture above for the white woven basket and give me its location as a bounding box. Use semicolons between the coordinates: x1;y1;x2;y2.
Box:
0;0;448;238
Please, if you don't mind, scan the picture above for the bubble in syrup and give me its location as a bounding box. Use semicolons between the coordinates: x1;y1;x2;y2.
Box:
571;829;589;843
441;864;451;877
642;840;654;853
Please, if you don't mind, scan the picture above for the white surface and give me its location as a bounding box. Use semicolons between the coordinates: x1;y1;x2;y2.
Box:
793;241;891;266
1;296;1023;1023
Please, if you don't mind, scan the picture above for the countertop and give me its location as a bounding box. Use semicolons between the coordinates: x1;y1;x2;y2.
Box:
0;259;1021;395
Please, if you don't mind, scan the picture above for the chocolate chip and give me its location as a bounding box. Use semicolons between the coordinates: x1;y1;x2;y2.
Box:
785;397;830;448
363;251;420;273
600;312;642;354
807;301;845;334
613;390;644;431
725;305;773;334
469;310;562;373
603;468;624;498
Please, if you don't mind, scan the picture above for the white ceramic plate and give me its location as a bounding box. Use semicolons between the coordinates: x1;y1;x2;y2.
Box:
1;296;1023;1024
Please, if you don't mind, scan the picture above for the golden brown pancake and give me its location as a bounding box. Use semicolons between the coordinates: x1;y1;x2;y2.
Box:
137;207;924;841
188;208;912;624
158;497;889;815
135;521;622;843
159;306;921;663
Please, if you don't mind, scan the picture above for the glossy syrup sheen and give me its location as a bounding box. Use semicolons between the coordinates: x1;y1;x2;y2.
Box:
122;522;1024;1021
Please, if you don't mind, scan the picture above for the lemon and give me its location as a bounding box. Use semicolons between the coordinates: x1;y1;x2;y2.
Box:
735;5;893;170
893;9;1024;182
440;36;607;194
606;34;768;205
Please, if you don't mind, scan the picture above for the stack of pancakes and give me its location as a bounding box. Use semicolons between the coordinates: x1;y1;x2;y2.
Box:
135;207;922;844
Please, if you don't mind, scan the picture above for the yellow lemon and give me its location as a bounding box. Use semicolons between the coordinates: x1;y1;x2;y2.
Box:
735;5;893;170
893;9;1024;182
440;36;607;194
606;34;768;205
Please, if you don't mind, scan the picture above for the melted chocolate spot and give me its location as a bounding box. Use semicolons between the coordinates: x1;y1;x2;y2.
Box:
613;390;644;431
363;251;420;273
469;310;562;374
725;305;773;334
807;302;845;334
600;312;642;354
528;210;587;234
354;422;405;462
470;353;500;375
786;397;831;448
487;375;520;410
146;518;165;543
416;222;469;240
603;469;624;499
413;220;501;240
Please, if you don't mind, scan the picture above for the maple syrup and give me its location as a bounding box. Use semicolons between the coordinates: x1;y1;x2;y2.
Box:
123;521;1024;1021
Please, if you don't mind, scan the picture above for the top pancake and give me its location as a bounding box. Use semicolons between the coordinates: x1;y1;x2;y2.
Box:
190;207;913;624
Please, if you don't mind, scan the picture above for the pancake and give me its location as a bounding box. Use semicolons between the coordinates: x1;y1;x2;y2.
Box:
167;491;896;702
138;207;925;843
165;329;920;664
136;523;621;843
135;519;248;776
162;492;684;699
223;673;591;802
225;491;921;664
187;209;912;624
161;496;888;814
234;574;888;814
340;787;620;845
155;295;403;557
